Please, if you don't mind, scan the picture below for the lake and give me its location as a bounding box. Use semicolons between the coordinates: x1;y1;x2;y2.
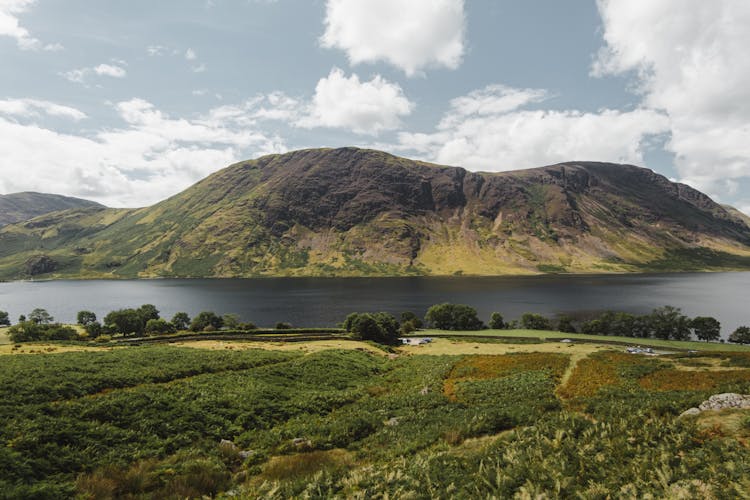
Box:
0;272;748;337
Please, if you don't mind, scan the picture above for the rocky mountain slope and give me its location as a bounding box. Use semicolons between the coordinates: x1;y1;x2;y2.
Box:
1;147;749;279
0;192;103;227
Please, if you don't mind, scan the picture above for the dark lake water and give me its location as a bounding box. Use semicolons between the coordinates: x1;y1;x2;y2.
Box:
0;272;748;337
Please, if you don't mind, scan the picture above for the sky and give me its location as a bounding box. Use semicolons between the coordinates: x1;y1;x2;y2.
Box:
1;0;749;213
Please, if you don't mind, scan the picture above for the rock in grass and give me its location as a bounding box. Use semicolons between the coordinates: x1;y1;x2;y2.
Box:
680;393;750;417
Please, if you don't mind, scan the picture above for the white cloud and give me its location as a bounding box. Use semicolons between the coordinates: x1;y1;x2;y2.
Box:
94;63;126;78
0;98;86;121
191;63;207;73
146;44;167;56
185;48;197;60
63;62;127;84
0;98;288;207
297;68;414;135
397;84;669;170
321;0;465;76
0;0;62;50
594;0;750;198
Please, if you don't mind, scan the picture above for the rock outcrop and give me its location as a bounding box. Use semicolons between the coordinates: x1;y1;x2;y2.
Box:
679;393;750;417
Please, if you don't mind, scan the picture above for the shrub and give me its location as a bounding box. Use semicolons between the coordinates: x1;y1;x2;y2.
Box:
275;322;293;330
424;303;483;330
239;322;257;331
0;310;10;326
489;312;505;330
520;313;551;330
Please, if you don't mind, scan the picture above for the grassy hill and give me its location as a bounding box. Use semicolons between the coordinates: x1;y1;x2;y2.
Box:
0;192;103;228
1;148;750;279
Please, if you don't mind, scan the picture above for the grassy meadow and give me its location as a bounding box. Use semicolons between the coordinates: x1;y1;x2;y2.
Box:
425;328;750;352
0;334;749;498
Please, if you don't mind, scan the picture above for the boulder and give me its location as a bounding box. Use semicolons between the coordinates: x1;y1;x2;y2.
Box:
680;393;750;417
679;407;701;418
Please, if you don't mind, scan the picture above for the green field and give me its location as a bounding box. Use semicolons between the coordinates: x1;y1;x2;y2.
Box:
421;328;750;352
1;338;749;498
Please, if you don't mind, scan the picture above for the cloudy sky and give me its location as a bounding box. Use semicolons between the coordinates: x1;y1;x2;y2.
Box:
1;0;749;212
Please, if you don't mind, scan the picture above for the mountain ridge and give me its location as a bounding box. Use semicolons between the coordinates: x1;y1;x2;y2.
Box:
1;147;749;279
0;192;104;228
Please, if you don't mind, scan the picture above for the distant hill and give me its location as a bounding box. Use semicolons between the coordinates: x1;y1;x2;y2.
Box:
1;147;749;279
0;192;103;227
722;204;750;229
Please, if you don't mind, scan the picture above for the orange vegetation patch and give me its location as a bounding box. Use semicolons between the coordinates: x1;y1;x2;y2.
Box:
443;353;569;401
259;449;354;482
557;351;649;400
639;369;750;391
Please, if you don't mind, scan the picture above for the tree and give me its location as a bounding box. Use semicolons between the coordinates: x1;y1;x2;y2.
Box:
190;311;223;332
424;303;483;331
145;318;176;335
85;321;103;339
275;322;293;330
222;314;241;330
138;304;160;322
343;312;400;343
171;312;191;331
29;308;54;325
581;319;606;335
0;310;10;327
729;326;750;344
647;306;690;340
489;312;505;330
171;312;190;331
104;308;145;336
8;321;77;342
77;310;97;326
400;312;423;329
690;316;721;342
557;315;577;333
520;313;551;331
17;314;25;323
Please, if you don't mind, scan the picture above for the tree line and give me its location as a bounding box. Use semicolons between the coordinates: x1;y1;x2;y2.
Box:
343;303;750;345
2;303;750;345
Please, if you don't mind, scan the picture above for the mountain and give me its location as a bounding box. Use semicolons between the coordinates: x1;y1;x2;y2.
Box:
1;147;749;279
723;204;750;229
0;192;104;227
